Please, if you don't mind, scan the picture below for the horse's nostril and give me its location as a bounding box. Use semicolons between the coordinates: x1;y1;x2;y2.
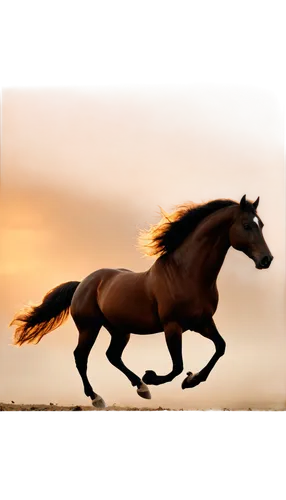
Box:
261;256;270;268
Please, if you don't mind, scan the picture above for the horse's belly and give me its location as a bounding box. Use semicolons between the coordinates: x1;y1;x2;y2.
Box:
98;274;161;334
101;301;162;334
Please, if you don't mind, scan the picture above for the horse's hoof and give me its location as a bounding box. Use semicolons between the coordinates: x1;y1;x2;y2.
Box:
137;382;151;400
181;372;200;389
142;370;156;385
92;395;106;408
182;372;194;389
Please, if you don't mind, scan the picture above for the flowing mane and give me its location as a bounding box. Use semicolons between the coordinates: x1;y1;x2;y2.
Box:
139;199;239;257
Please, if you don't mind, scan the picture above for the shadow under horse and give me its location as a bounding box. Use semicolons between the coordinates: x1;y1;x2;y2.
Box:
10;195;273;407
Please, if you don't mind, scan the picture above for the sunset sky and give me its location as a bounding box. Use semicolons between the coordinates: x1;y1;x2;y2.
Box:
0;85;284;409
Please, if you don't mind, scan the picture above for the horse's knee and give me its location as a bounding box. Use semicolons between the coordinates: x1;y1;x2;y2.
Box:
106;348;118;366
216;338;226;357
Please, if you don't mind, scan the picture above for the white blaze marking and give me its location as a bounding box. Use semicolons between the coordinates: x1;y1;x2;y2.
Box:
253;216;259;226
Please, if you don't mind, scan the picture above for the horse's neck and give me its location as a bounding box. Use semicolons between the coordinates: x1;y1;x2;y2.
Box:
173;206;235;285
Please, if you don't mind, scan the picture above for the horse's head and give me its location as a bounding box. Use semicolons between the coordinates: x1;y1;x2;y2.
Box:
229;195;273;269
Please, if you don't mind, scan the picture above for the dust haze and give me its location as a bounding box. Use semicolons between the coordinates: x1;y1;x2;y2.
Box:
0;87;285;409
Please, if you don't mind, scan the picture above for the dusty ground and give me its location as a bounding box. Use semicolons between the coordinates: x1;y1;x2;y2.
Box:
0;402;286;415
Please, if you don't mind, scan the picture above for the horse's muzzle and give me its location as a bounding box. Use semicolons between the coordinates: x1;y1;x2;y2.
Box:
256;255;273;269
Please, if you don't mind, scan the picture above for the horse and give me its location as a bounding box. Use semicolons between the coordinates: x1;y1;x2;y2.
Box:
10;195;273;407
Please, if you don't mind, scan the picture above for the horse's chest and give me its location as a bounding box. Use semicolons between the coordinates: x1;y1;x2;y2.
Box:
163;288;218;322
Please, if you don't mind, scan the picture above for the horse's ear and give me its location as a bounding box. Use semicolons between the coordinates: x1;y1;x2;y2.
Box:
252;196;260;210
240;195;247;210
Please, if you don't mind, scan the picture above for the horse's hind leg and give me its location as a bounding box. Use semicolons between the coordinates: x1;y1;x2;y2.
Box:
73;320;105;408
106;331;151;400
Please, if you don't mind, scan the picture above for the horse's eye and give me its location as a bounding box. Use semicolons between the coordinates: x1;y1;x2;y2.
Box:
243;223;251;230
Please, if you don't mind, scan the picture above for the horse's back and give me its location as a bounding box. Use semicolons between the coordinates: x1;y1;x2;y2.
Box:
70;268;132;319
97;268;151;310
74;266;134;293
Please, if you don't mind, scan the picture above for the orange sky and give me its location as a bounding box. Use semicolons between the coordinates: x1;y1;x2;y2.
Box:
0;86;285;409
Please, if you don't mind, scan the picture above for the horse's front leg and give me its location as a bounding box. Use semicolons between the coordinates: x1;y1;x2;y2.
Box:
182;318;226;389
143;322;183;385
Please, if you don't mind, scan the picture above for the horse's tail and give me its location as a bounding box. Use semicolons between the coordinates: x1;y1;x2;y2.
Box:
10;281;80;346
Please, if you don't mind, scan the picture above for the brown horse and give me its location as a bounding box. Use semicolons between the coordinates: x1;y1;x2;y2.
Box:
10;195;273;407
